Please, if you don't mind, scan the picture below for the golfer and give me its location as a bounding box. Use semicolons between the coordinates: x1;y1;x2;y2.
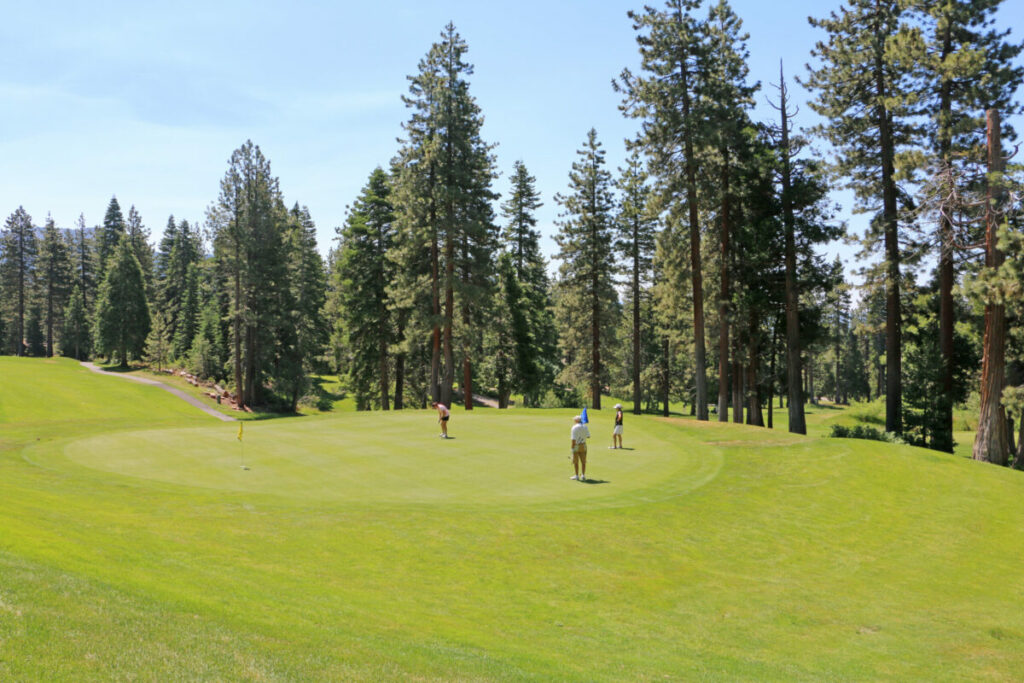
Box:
612;403;624;449
570;415;590;481
432;401;450;438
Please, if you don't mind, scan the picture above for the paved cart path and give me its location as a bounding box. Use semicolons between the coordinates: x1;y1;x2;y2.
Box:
81;362;237;422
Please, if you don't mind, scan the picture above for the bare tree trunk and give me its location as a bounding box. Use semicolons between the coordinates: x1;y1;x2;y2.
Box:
633;223;642;415
732;335;743;425
679;29;707;420
662;337;670;417
718;148;731;422
936;14;956;452
777;63;806;434
441;236;454;408
973;109;1009;465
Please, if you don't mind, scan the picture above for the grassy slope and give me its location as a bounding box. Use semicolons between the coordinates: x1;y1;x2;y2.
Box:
2;357;1023;680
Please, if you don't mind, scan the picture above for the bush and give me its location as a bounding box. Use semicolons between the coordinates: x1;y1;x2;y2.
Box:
829;424;904;444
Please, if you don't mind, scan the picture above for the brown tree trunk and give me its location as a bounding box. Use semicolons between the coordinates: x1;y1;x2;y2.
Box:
718;148;731;422
592;271;602;410
936;19;956;452
973;109;1009;465
874;16;902;434
633;219;642;415
778;62;806;434
662;337;670;417
732;335;743;425
441;235;454;408
678;22;707;420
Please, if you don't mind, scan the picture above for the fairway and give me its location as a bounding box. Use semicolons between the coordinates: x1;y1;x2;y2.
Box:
4;358;1024;680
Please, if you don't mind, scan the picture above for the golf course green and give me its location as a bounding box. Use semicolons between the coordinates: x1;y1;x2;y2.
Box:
2;357;1024;680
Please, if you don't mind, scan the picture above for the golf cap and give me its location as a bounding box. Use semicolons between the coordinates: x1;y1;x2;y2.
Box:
615;404;622;409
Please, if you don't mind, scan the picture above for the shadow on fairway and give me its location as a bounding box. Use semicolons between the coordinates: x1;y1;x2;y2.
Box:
580;478;609;485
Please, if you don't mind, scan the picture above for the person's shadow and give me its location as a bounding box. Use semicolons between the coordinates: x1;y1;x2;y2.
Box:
580;478;609;485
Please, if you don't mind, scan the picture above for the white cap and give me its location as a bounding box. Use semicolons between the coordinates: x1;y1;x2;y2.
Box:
615;404;622;409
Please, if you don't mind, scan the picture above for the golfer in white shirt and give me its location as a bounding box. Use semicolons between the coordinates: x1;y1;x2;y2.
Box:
570;415;590;481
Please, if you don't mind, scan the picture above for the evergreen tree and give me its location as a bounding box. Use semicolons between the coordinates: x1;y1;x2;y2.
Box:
61;285;90;361
125;205;155;301
615;149;658;415
283;203;328;411
554;129;619;409
96;196;126;284
338;168;397;410
74;213;96;313
172;262;200;360
1;207;38;356
38;215;73;356
917;0;1023;452
499;160;556;406
145;311;172;372
392;24;499;408
94;234;151;367
25;304;45;356
618;0;714;420
805;0;922;434
208;140;291;408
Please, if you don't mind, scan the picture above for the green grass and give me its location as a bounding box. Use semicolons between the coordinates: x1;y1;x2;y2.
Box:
2;357;1024;680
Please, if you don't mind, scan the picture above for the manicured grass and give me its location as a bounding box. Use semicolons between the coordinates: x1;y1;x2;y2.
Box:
2;357;1024;680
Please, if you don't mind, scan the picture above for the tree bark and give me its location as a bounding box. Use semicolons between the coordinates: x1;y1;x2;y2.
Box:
732;334;743;424
874;10;902;434
633;218;642;415
718;147;731;422
778;63;806;434
662;337;670;417
678;18;707;420
936;17;956;452
973;109;1009;465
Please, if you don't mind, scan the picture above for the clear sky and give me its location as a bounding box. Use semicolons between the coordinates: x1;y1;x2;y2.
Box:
2;0;1022;278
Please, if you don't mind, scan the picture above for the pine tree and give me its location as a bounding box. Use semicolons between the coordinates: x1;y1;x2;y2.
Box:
338;168;397;410
37;215;73;357
145;311;172;372
61;285;90;361
74;213;96;314
1;207;38;356
125;205;155;302
25;304;45;357
172;262;200;360
917;0;1023;453
392;24;499;408
94;234;151;367
96;196;126;284
615;149;658;415
805;0;922;434
618;0;714;420
209;140;291;408
499;160;556;406
554;129;619;409
283;204;328;411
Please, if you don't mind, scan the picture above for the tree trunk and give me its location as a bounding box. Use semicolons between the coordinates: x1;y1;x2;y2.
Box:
718;147;731;422
732;335;743;425
662;337;670;417
768;326;776;429
1014;417;1024;470
233;236;244;410
874;21;902;434
678;27;707;421
776;63;806;434
592;271;602;411
973;109;1009;465
441;236;454;408
935;19;956;452
379;333;390;411
632;223;642;415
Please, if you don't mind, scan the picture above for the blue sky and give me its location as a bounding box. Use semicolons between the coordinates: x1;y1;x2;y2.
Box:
2;0;1022;279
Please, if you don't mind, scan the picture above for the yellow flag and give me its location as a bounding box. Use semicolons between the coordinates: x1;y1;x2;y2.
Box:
237;422;243;442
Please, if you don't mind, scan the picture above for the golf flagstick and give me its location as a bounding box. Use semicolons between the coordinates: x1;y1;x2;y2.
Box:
238;422;248;470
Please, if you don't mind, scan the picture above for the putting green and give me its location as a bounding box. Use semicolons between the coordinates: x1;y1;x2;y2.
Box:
56;411;724;506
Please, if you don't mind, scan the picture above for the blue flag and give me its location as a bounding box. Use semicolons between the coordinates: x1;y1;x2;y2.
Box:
581;406;588;424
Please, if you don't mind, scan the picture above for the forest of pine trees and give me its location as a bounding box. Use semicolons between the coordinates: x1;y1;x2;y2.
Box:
2;3;1022;466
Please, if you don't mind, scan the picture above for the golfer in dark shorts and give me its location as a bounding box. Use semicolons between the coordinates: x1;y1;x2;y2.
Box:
432;402;450;438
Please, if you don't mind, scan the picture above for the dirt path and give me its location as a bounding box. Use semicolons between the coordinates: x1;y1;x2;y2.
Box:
81;362;237;422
